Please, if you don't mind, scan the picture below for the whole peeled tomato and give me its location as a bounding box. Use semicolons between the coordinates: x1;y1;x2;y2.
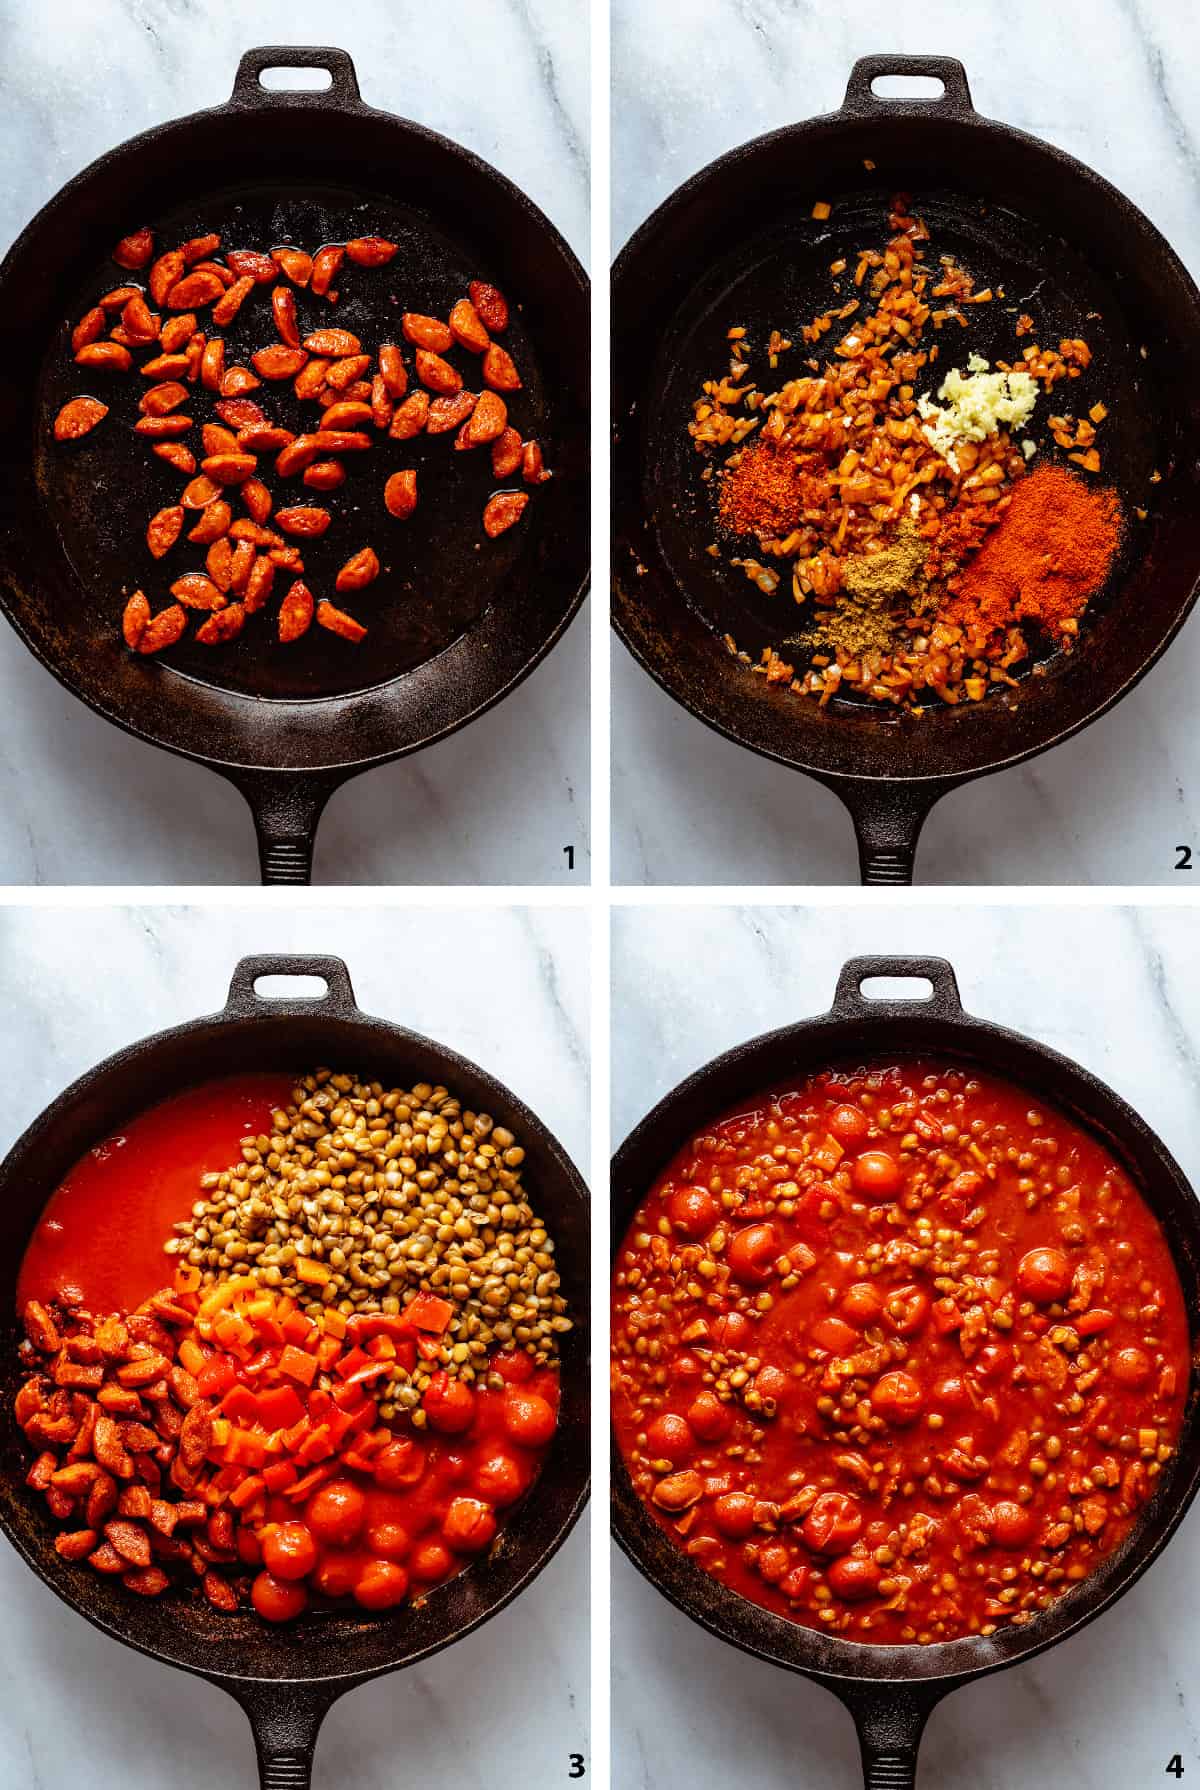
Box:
503;1387;557;1448
492;1349;535;1385
668;1184;719;1238
251;1570;308;1623
423;1370;477;1435
1016;1246;1072;1304
990;1500;1037;1548
312;1552;360;1599
475;1449;527;1506
687;1390;732;1442
801;1490;863;1556
852;1152;902;1202
711;1491;756;1539
443;1496;498;1554
839;1282;884;1327
366;1520;411;1561
727;1222;779;1285
374;1439;426;1491
409;1537;455;1583
261;1521;318;1583
710;1311;752;1350
355;1559;410;1610
644;1410;694;1463
1110;1346;1153;1387
829;1105;870;1150
826;1555;881;1601
307;1479;367;1548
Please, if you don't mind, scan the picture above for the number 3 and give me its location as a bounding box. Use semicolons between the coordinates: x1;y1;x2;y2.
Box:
568;1756;586;1780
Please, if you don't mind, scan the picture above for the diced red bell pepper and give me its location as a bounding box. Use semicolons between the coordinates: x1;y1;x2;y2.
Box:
224;1427;270;1470
332;1380;368;1413
251;1315;286;1347
283;1463;337;1502
316;1335;342;1370
365;1335;397;1360
282;1311;319;1348
218;1384;261;1425
336;1346;372;1380
195;1356;238;1399
308;1387;332;1419
932;1298;963;1335
278;1345;318;1387
402;1292;455;1335
297;1424;336;1464
344;1360;391;1387
340;1449;380;1474
262;1459;299;1492
254;1385;306;1431
282;1418;312;1452
416;1336;441;1361
229;1472;266;1510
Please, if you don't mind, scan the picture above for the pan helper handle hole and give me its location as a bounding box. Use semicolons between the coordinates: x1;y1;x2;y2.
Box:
870;74;946;101
252;974;330;1000
258;65;334;91
859;975;935;1002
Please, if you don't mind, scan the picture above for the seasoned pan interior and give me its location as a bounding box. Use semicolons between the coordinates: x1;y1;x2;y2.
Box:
39;182;556;704
0;1013;590;1684
0;96;587;771
614;108;1200;783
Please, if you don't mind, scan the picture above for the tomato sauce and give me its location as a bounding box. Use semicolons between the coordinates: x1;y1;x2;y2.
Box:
16;1075;294;1316
612;1061;1193;1644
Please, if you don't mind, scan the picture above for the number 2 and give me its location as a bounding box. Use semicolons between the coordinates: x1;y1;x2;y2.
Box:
1175;846;1192;871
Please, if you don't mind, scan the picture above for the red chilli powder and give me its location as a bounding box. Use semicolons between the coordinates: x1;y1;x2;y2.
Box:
720;440;804;539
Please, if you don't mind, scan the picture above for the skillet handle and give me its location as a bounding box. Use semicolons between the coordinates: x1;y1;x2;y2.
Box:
224;770;341;886
223;953;361;1020
230;46;364;109
832;1681;946;1790
225;1680;343;1790
832;781;946;885
840;55;975;120
830;955;964;1021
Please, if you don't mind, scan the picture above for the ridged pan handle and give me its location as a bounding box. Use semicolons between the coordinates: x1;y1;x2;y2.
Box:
830;955;964;1021
222;953;362;1021
832;782;949;885
224;770;344;885
223;1681;345;1790
832;1682;946;1790
840;55;975;120
229;46;365;110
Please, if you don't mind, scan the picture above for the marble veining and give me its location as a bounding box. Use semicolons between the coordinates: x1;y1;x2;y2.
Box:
612;901;1200;1787
612;0;1200;885
0;904;589;1788
0;0;588;886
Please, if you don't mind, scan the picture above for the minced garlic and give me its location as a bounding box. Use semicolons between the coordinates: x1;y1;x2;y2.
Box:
916;357;1039;471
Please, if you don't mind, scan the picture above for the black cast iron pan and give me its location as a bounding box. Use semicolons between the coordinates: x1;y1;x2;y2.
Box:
0;47;589;883
0;954;590;1788
611;956;1200;1786
612;55;1200;883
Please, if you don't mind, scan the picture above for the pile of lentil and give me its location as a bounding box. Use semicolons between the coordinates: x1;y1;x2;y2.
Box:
692;194;1124;708
167;1068;571;1421
612;1062;1188;1644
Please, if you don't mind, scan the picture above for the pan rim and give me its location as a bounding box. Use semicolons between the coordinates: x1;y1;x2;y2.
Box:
610;998;1200;1690
611;94;1200;792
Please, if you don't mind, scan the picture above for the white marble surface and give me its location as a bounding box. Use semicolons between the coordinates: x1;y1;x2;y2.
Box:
0;903;589;1789
0;0;589;886
612;0;1200;885
612;901;1200;1787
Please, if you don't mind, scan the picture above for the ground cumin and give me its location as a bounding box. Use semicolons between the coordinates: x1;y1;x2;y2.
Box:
811;523;929;657
944;464;1122;641
719;440;803;539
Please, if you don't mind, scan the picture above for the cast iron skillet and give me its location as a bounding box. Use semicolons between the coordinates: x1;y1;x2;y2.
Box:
612;55;1200;883
0;954;590;1788
0;47;589;884
611;956;1200;1787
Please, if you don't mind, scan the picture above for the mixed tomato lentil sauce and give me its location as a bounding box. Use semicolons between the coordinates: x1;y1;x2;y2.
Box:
15;1071;563;1622
612;1061;1191;1644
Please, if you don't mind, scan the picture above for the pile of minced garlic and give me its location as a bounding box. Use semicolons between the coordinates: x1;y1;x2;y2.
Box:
917;353;1038;472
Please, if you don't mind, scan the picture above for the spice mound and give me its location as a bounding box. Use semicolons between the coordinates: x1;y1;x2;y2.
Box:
612;1063;1188;1644
691;194;1127;708
14;1067;569;1623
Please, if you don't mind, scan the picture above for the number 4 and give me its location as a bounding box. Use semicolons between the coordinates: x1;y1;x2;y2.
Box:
1167;1755;1184;1778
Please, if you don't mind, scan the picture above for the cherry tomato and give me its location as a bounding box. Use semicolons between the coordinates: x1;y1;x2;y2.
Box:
312;1552;360;1599
237;1527;263;1567
687;1390;732;1442
409;1537;455;1583
443;1496;498;1553
727;1222;779;1284
712;1491;757;1538
710;1311;752;1350
1111;1346;1152;1387
883;1285;930;1336
852;1153;902;1201
492;1350;535;1385
826;1555;881;1601
757;1543;790;1584
990;1500;1037;1548
671;1352;703;1382
644;1411;694;1463
365;1520;411;1561
829;1105;870;1150
801;1491;863;1555
307;1480;366;1547
668;1185;719;1238
1016;1245;1072;1303
374;1440;426;1491
355;1559;410;1610
974;1342;1013;1383
840;1282;884;1327
933;1374;971;1411
503;1388;557;1447
475;1450;527;1505
261;1521;318;1582
870;1369;924;1426
251;1570;308;1622
423;1371;477;1435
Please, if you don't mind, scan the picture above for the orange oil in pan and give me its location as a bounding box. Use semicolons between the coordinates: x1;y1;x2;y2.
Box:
16;1073;295;1316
